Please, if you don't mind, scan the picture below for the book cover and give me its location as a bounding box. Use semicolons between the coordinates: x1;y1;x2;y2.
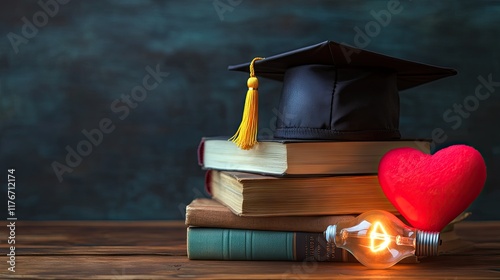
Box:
187;227;355;262
185;198;355;232
198;137;431;176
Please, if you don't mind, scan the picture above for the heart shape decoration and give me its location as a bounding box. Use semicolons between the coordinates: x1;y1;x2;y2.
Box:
378;145;486;231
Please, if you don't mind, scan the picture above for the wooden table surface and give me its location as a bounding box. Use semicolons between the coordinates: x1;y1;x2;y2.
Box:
0;221;499;279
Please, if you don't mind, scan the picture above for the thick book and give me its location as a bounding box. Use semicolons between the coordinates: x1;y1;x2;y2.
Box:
208;170;398;217
187;227;355;262
185;198;355;232
187;227;418;263
198;137;430;175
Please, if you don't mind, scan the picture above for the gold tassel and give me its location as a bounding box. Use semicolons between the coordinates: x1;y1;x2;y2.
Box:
229;57;264;150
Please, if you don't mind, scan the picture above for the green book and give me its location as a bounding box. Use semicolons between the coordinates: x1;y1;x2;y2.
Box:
187;227;354;262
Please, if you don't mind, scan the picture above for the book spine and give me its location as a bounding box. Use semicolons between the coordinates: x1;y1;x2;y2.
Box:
187;227;350;262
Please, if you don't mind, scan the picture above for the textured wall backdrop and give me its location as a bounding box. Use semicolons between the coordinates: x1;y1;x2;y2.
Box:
0;0;499;220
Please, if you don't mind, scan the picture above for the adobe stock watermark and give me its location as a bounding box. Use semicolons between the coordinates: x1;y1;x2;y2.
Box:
427;73;500;150
6;0;70;54
51;64;170;182
281;234;336;280
340;0;406;63
213;0;243;21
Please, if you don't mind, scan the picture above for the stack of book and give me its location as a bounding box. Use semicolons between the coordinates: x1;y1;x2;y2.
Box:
186;137;437;262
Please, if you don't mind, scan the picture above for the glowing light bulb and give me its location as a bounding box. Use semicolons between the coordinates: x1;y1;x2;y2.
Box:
324;210;440;269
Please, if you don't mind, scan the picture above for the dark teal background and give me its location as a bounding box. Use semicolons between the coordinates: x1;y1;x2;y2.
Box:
0;0;499;220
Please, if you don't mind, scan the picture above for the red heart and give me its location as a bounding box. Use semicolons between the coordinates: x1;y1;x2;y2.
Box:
378;145;486;231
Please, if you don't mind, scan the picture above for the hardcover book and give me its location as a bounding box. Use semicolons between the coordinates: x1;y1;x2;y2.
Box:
185;198;355;232
198;137;431;176
187;227;355;262
187;227;418;263
208;170;398;217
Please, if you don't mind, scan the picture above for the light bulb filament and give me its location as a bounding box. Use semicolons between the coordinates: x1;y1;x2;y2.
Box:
369;222;391;252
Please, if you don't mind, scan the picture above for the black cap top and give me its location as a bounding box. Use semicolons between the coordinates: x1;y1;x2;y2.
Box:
228;41;457;141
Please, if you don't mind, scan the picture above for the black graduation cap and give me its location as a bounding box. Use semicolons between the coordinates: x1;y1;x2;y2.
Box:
228;41;457;150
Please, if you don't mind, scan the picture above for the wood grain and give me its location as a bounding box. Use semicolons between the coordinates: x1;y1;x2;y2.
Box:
0;221;498;279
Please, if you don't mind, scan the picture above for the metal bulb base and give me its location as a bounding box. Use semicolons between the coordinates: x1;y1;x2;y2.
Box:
415;230;440;256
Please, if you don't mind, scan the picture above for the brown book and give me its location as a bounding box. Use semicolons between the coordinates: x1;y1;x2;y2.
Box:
208;170;398;217
198;137;431;176
186;198;355;232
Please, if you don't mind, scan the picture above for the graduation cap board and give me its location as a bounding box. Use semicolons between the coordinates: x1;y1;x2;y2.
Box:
228;41;457;150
